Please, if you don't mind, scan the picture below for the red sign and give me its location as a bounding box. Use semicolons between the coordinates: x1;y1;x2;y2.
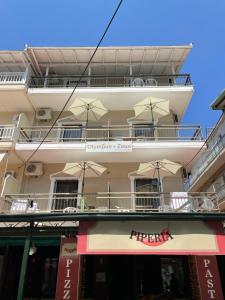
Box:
196;256;224;299
55;237;80;300
78;221;225;255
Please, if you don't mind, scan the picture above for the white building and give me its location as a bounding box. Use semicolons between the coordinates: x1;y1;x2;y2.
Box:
0;45;224;300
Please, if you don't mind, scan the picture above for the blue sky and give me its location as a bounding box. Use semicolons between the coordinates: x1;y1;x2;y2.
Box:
0;0;224;129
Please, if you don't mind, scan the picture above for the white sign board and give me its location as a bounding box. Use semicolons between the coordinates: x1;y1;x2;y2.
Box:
86;141;132;152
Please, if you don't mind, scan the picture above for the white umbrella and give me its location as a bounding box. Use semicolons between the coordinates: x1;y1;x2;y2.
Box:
62;161;107;195
133;97;170;123
69;97;108;123
136;159;182;192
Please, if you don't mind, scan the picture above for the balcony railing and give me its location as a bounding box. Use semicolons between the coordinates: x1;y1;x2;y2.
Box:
0;125;16;141
18;125;203;143
29;74;192;89
216;184;225;203
2;192;219;214
0;72;27;85
185;133;225;190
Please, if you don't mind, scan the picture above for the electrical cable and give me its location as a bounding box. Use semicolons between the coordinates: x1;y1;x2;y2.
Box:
20;0;124;167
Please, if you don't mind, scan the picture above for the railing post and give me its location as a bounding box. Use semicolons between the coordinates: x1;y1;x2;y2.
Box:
44;66;49;88
23;65;31;85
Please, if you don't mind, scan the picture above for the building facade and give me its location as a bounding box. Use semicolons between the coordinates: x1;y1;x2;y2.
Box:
0;45;224;299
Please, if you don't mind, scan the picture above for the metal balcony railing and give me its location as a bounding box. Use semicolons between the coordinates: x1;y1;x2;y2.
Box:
184;133;225;190
216;184;225;203
18;125;203;143
2;192;219;214
0;72;26;84
29;74;192;88
0;125;16;141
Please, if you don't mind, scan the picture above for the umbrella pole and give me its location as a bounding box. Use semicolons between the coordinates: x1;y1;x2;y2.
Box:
150;101;154;124
107;181;111;210
81;162;86;197
156;162;161;193
86;105;89;124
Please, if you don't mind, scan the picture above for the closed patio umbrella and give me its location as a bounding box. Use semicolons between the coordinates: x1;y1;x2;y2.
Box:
133;97;170;123
69;97;108;123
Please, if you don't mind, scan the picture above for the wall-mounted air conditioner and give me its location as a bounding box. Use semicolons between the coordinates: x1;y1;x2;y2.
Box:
25;162;43;177
36;108;52;121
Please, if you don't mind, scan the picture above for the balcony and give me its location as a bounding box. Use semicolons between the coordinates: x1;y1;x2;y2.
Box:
0;125;16;141
0;125;16;150
29;74;192;89
215;184;225;211
185;133;225;191
0;72;27;85
0;68;34;112
18;124;203;143
15;124;204;163
1;191;219;215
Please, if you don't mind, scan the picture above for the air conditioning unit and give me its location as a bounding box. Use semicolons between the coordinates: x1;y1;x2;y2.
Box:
4;170;16;178
36;108;52;121
25;162;43;176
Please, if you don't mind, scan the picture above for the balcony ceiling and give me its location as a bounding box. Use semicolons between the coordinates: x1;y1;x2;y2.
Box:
0;51;27;72
26;45;192;76
28;86;193;121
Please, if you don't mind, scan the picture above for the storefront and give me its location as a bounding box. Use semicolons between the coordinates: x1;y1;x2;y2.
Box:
0;237;60;300
0;220;225;299
75;220;225;300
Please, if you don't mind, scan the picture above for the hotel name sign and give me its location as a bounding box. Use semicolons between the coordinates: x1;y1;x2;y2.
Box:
86;141;132;152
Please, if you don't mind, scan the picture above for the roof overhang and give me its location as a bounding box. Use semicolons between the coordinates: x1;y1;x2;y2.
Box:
26;45;193;76
211;89;225;110
0;50;28;72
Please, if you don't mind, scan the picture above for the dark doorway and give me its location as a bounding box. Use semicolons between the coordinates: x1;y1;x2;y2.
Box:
135;178;160;210
83;255;191;300
0;244;60;300
217;256;225;297
0;246;23;300
53;179;78;210
24;246;59;299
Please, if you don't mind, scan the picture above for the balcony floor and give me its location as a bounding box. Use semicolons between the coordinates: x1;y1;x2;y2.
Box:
15;140;205;164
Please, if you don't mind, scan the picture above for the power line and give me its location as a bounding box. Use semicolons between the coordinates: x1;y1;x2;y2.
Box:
20;0;124;167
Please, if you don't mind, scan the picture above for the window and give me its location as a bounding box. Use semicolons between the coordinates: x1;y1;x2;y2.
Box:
61;124;83;142
132;123;154;139
135;178;159;210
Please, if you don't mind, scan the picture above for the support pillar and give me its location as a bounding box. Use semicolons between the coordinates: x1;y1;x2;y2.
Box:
16;237;31;300
195;255;224;300
55;237;80;300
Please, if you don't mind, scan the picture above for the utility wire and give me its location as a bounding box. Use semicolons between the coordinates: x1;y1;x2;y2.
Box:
20;0;124;167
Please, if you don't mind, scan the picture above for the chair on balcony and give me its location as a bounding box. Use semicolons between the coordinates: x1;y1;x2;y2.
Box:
10;199;28;214
145;78;158;86
63;207;78;213
132;78;145;87
194;195;215;211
